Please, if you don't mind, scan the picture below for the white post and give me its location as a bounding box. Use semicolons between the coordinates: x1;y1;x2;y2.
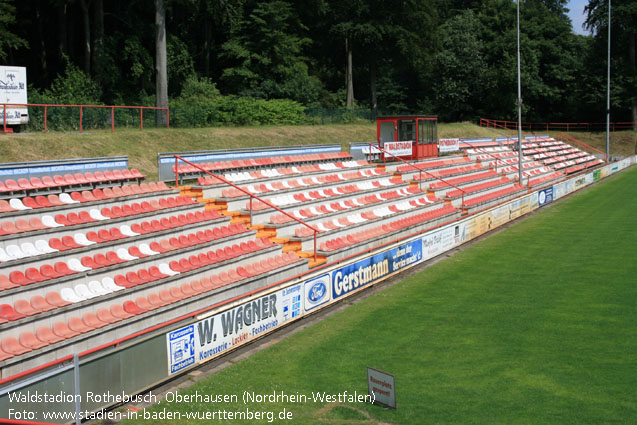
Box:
606;0;611;160
517;0;523;184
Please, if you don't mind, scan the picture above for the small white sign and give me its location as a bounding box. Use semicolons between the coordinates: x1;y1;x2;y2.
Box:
384;141;413;157
367;367;396;409
439;138;460;153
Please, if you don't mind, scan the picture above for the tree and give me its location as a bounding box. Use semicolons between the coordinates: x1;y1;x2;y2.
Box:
0;0;28;61
221;0;320;104
155;0;169;124
585;0;637;125
433;10;488;121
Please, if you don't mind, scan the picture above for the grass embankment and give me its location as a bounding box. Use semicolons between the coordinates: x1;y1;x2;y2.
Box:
121;159;637;424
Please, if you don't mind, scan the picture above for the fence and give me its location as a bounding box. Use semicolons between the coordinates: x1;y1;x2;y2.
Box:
480;118;636;132
1;103;169;134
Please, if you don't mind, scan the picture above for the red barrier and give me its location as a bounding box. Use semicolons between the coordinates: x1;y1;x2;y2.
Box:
1;103;169;134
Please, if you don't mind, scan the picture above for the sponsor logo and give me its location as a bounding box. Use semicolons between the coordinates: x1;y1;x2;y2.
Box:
304;274;330;310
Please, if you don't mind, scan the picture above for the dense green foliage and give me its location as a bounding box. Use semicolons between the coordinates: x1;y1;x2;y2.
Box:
1;0;635;123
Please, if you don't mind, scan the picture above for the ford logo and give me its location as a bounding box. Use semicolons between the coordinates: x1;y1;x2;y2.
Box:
308;282;326;303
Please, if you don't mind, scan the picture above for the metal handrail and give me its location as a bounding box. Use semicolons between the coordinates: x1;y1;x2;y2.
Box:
173;154;319;261
559;133;609;161
368;143;468;209
2;102;169;134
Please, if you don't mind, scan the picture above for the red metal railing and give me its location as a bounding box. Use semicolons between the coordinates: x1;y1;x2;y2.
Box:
559;133;608;161
173;154;320;261
1;103;169;134
368;143;468;209
480;118;636;132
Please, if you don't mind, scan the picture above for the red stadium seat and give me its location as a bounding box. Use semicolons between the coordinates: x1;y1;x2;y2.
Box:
1;337;31;355
45;291;71;307
30;295;55;312
96;308;119;324
0;304;26;321
19;332;48;350
110;304;133;319
14;299;39;316
123;300;146;315
36;327;64;344
52;321;80;338
82;313;106;329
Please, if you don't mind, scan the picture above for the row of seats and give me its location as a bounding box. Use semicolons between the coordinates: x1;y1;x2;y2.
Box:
249;177;404;211
319;205;457;251
0;209;221;266
429;170;499;190
0;182;172;213
527;172;564;187
0;250;303;362
445;177;512;199
221;169;390;199
0;196;197;237
464;185;524;207
1;235;273;323
1;221;248;290
201;160;369;184
294;194;439;238
396;156;470;173
270;187;421;224
0;169;146;194
413;164;484;181
176;152;352;175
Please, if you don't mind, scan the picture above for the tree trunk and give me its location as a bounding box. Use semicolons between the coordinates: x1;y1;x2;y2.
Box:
155;0;169;125
91;0;103;76
370;63;377;113
345;36;354;109
630;34;636;130
56;0;67;58
35;8;47;80
79;0;91;75
203;16;212;77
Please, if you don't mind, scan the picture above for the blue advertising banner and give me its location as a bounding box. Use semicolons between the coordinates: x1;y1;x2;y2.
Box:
538;187;553;207
332;240;422;299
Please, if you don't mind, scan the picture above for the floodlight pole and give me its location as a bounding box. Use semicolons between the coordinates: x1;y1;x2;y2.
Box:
606;0;611;160
517;0;523;184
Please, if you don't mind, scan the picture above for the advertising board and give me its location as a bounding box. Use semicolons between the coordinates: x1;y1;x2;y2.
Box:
383;141;413;157
167;284;303;374
438;138;460;153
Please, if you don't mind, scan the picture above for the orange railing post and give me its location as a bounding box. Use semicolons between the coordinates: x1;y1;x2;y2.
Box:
111;107;114;132
79;105;83;133
140;108;144;131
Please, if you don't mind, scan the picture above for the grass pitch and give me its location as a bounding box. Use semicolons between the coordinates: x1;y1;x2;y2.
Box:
124;166;637;424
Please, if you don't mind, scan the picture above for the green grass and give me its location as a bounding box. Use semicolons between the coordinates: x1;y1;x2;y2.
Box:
121;165;637;424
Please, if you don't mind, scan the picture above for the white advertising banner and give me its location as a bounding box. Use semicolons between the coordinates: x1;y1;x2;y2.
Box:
167;284;303;374
383;141;413;157
438;138;460;153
